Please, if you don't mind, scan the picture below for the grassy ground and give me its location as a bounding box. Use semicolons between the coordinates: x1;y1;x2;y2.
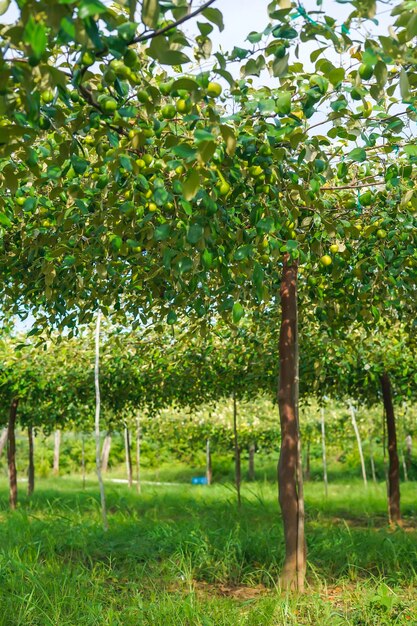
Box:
0;474;416;625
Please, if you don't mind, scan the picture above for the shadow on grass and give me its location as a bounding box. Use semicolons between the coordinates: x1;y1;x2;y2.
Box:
0;478;416;590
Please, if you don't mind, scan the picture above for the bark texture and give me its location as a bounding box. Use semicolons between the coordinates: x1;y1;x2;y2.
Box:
277;256;305;591
380;372;401;523
7;399;19;510
28;426;35;496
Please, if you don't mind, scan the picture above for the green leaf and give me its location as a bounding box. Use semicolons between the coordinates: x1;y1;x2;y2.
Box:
220;125;236;156
194;129;215;143
406;13;417;40
23;197;37;212
202;7;224;31
154;223;171;241
247;31;262;43
234;244;253;261
148;36;190;65
119;155;133;171
166;310;177;325
153;187;169;206
232;302;244;323
311;47;327;63
79;0;108;19
404;145;417;157
0;213;11;227
110;235;122;251
172;144;197;159
202;249;213;268
400;69;410;100
348;148;366;162
171;78;200;92
182;169;200;201
71;155;88;175
328;67;345;86
272;54;289;77
276;91;291;116
197;141;216;163
23;17;47;58
142;0;159;28
187;223;204;244
256;217;275;234
178;257;193;274
272;25;297;39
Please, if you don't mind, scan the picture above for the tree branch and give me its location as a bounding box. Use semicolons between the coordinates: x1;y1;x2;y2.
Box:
132;0;217;44
321;181;387;191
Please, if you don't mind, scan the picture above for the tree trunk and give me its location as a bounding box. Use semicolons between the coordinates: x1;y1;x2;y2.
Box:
101;434;112;473
349;402;367;488
81;434;86;489
233;392;241;508
53;430;61;476
0;427;8;458
401;452;408;482
94;310;108;531
321;407;328;497
7;399;19;510
405;434;412;470
380;372;401;523
28;426;35;496
206;438;212;485
277;256;305;592
369;438;377;484
136;417;141;493
248;442;255;481
124;426;133;488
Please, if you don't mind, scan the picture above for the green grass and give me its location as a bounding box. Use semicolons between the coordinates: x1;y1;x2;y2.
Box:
0;476;416;625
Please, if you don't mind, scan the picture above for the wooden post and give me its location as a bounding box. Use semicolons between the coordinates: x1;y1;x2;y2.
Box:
28;426;35;496
94;310;108;531
81;433;86;489
369;438;377;484
136;417;141;493
53;430;61;476
101;433;112;473
124;426;133;488
7;399;19;510
248;442;255;481
321;407;328;497
0;428;8;458
233;391;241;508
206;438;212;485
349;402;367;487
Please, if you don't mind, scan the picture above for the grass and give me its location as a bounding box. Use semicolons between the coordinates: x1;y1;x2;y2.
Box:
0;474;416;625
